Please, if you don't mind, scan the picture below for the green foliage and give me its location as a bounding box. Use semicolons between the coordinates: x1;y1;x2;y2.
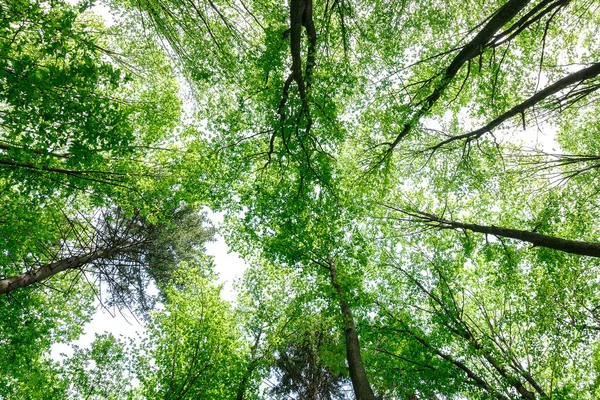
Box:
267;315;350;400
99;206;216;313
124;0;600;397
136;265;248;399
60;333;137;400
0;1;217;396
3;0;600;399
0;273;94;399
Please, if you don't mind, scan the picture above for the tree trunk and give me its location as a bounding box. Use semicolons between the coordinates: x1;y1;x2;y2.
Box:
328;258;375;400
388;0;533;150
0;242;140;294
235;326;263;400
403;209;600;258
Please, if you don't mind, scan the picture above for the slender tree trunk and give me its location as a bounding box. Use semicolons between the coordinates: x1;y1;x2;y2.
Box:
0;242;140;294
403;209;600;257
431;61;600;150
388;0;533;150
328;257;375;400
235;326;263;400
235;361;257;400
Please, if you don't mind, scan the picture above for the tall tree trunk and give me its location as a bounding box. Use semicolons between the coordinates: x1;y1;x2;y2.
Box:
387;0;533;150
400;209;600;257
328;257;375;400
0;241;141;294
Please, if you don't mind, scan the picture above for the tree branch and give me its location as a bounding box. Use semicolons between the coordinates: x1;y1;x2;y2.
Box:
383;0;533;156
391;207;600;258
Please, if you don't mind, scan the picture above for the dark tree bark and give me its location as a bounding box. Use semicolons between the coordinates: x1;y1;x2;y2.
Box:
386;0;534;152
429;61;600;151
278;0;317;121
0;241;142;294
394;208;600;258
289;0;315;102
328;257;375;400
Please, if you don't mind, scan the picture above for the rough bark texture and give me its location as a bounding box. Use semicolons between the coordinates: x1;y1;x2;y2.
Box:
0;242;140;294
289;0;314;101
278;0;317;118
328;258;375;400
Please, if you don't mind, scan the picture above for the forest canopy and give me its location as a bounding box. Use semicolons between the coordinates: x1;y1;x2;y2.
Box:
1;0;600;398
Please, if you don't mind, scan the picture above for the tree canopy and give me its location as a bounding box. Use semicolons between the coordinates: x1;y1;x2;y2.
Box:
2;0;600;398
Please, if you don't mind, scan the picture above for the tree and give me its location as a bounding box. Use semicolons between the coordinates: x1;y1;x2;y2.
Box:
268;316;351;400
59;333;137;400
0;272;94;399
121;0;600;398
0;206;214;311
233;261;303;400
0;2;218;388
364;232;600;398
234;260;354;400
135;264;250;400
0;0;209;290
4;0;600;398
0;0;180;200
